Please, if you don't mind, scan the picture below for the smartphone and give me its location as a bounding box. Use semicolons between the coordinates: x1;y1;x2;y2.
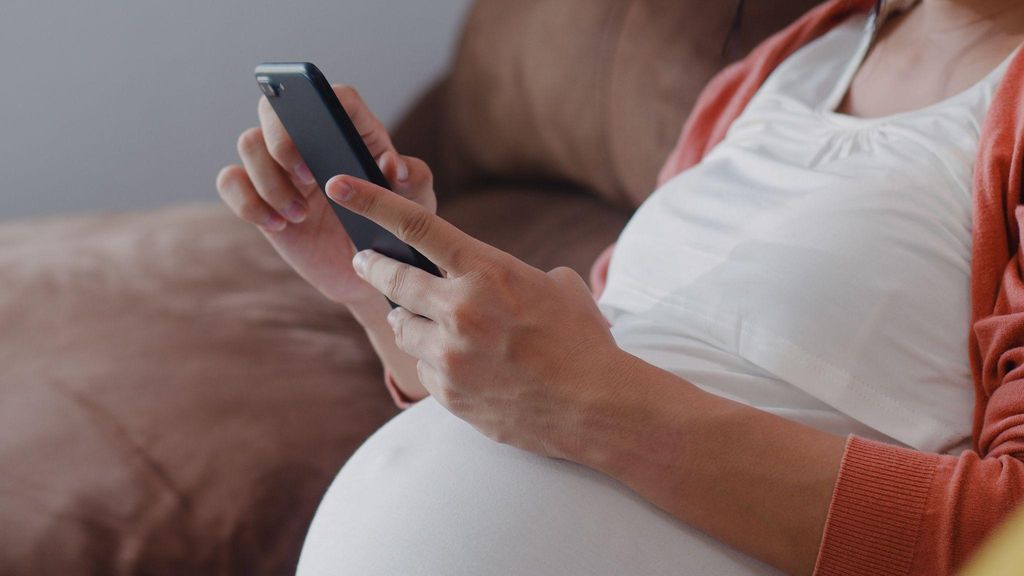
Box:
254;62;442;295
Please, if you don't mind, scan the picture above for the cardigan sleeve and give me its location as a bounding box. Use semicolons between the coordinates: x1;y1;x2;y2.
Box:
815;433;1024;575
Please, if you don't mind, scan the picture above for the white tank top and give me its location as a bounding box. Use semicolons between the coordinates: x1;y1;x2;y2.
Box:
297;13;1018;576
600;12;1015;453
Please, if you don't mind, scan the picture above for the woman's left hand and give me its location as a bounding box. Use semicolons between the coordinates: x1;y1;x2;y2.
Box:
325;174;633;460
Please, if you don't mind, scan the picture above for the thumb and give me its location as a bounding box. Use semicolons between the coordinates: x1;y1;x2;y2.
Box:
378;152;436;212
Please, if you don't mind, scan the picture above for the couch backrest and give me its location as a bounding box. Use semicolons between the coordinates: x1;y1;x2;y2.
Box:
433;0;822;208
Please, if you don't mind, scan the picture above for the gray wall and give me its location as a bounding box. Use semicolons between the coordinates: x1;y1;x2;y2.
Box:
0;0;473;221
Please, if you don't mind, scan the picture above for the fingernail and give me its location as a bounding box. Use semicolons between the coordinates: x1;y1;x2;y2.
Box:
352;250;370;275
327;177;354;202
283;200;307;223
386;307;401;325
261;213;287;232
294;162;315;186
395;158;409;183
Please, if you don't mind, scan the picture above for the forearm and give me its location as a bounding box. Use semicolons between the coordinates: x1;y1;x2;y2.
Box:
348;296;429;401
576;353;846;575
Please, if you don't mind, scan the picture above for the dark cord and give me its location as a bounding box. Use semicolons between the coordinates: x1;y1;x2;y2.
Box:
720;0;748;64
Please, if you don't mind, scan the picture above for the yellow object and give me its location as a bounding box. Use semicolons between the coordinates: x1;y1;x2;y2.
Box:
961;507;1024;576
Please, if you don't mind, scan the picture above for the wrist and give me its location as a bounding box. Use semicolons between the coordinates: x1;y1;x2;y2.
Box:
572;352;701;479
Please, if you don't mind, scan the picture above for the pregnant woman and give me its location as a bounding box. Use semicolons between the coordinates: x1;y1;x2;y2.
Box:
216;0;1024;574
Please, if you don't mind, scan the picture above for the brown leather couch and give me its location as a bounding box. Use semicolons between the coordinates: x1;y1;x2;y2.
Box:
0;1;819;574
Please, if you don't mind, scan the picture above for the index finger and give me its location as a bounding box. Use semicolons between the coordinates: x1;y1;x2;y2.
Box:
325;175;487;275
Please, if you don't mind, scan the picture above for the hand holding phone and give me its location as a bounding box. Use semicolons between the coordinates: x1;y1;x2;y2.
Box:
216;63;440;307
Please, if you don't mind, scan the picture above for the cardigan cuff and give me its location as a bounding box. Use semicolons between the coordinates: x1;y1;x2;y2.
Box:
814;436;939;576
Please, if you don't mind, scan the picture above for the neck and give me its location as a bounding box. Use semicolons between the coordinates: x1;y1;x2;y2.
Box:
916;0;1024;35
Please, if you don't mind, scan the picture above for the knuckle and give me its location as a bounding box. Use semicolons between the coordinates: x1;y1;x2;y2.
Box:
405;156;435;189
491;261;516;286
449;302;480;335
236;127;264;156
439;347;466;375
476;259;516;293
396;209;433;245
555;266;584;286
415;360;430;384
446;244;473;272
237;200;266;224
265;133;293;163
362;124;391;150
547;266;581;288
548;266;589;296
483;263;529;316
434;383;462;409
549;265;574;278
385;266;408;299
407;156;431;178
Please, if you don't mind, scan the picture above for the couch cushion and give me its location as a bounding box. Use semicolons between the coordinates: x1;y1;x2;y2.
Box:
440;0;821;208
0;189;625;575
0;204;400;575
440;185;630;279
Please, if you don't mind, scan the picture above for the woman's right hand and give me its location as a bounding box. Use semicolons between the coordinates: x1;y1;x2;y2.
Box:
216;85;437;307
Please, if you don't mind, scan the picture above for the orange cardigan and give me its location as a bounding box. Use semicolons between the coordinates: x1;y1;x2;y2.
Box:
593;0;1024;574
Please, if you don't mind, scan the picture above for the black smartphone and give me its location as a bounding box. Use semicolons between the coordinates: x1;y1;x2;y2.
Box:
254;62;442;292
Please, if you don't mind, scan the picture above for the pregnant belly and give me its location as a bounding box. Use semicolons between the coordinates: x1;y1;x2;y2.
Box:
297;398;780;576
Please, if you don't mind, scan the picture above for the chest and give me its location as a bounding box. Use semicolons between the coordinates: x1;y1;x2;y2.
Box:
837;12;1024;118
604;10;988;317
597;38;989;451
